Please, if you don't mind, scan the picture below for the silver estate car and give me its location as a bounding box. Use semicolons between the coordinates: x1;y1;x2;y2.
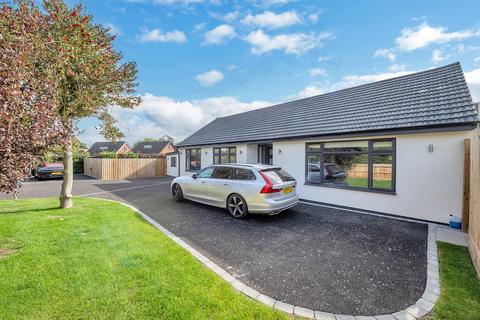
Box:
171;164;299;218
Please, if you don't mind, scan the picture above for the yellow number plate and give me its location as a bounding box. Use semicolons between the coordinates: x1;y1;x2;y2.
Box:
52;172;62;175
283;186;293;194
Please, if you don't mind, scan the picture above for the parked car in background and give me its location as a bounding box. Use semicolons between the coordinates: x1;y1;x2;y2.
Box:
35;163;64;180
307;163;346;183
171;164;298;219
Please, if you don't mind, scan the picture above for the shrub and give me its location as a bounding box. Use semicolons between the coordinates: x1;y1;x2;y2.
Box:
96;151;118;159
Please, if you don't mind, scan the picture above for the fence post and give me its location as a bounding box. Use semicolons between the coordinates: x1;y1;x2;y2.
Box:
463;138;471;232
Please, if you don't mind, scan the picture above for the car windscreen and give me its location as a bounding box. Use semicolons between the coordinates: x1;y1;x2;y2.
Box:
261;168;295;184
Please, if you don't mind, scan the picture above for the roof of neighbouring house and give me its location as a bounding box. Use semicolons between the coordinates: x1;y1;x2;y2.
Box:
177;62;478;147
88;141;128;154
132;140;172;154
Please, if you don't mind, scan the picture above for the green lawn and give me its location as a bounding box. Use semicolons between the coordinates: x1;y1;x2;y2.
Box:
345;177;392;189
425;242;480;320
0;198;287;320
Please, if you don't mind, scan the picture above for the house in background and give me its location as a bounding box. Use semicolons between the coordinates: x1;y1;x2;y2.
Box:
88;141;132;156
132;140;175;157
176;62;479;224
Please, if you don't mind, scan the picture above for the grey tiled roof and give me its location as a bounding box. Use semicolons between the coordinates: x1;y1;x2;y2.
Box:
88;141;128;155
178;63;478;147
132;141;171;154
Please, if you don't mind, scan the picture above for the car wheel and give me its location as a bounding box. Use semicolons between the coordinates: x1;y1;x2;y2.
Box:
227;194;249;219
172;184;184;202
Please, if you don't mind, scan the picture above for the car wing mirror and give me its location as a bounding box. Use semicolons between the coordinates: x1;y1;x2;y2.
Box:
192;174;197;179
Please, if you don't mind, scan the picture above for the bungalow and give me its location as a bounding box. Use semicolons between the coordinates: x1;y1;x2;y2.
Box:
176;63;479;224
132;140;176;157
87;141;132;156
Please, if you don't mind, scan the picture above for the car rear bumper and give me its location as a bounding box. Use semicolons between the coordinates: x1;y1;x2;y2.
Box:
248;194;299;215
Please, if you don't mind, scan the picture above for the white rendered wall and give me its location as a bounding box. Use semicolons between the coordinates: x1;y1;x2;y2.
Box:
166;155;179;177
246;144;258;163
273;131;471;223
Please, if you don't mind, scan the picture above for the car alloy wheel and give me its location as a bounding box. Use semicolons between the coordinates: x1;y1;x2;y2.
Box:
227;194;248;219
172;184;183;201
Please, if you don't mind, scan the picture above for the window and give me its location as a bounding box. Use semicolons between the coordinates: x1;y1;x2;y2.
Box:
186;148;201;171
170;156;177;167
306;139;395;192
213;147;236;164
232;168;256;180
196;167;214;178
143;145;152;149
212;167;233;179
99;146;108;150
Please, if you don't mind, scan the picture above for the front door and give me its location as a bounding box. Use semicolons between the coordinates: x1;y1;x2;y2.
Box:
258;144;273;165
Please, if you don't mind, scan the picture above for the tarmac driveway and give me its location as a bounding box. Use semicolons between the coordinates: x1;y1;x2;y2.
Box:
1;176;428;316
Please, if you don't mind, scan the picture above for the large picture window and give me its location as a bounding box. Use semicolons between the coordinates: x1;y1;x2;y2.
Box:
213;147;236;164
306;139;395;192
186;148;201;171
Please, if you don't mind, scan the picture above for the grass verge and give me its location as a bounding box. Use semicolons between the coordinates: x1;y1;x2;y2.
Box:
426;242;480;320
0;198;287;320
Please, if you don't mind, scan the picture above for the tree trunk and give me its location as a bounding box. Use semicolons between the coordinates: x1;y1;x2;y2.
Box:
60;137;73;208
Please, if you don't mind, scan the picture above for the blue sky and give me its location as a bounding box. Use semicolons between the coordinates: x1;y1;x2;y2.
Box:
74;0;480;146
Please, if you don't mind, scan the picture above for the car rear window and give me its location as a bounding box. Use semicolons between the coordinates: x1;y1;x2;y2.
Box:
232;168;256;180
261;168;295;184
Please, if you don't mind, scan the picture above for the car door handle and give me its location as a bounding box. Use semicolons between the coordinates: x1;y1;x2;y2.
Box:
222;183;229;186
201;181;206;184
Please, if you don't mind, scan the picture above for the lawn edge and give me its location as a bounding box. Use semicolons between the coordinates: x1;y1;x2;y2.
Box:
89;197;439;320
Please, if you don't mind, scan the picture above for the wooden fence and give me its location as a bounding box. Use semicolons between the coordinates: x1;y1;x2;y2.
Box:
468;129;480;276
347;164;392;181
83;158;166;180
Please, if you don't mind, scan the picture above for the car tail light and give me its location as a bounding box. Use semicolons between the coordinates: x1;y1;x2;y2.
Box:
259;171;281;193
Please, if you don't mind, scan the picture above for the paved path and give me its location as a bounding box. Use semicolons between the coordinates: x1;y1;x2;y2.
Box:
1;176;428;316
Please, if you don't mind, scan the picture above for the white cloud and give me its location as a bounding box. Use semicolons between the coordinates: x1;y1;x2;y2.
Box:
153;0;204;5
245;30;333;55
209;10;240;23
78;94;272;146
192;22;207;34
374;48;396;62
293;85;325;99
431;49;447;64
395;23;480;51
465;68;480;102
262;0;295;5
203;24;236;44
105;23;123;36
309;68;326;77
388;64;407;72
308;12;320;24
138;28;186;43
318;55;332;62
475;56;480;63
195;70;224;86
241;10;301;29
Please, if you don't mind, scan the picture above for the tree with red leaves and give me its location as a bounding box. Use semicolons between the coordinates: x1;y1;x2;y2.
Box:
0;0;141;207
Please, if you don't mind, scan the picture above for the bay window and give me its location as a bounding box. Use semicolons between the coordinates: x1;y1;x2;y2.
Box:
306;139;395;192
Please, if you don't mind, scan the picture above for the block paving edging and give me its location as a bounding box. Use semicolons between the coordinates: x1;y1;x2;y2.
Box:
97;198;441;320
